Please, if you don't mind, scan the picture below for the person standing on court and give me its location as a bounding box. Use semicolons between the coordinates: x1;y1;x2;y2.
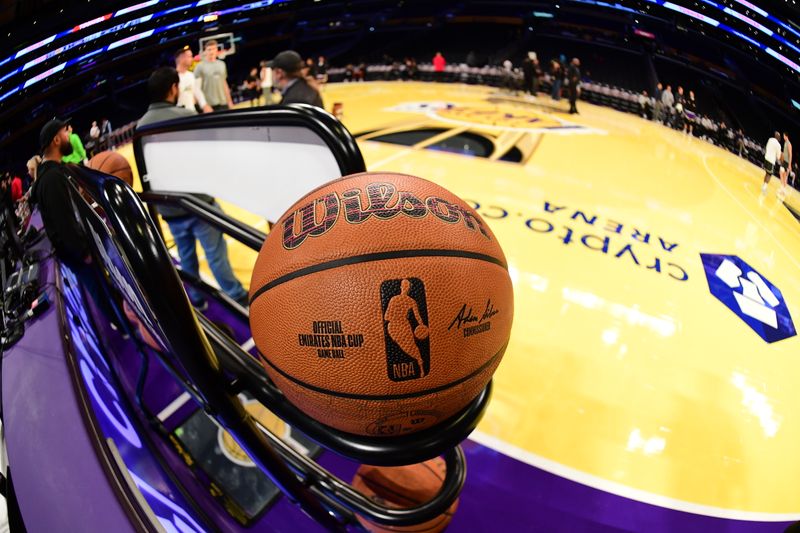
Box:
683;90;696;136
653;82;663;122
550;59;562;101
532;56;542;95
779;132;792;197
522;55;535;96
268;50;323;108
674;86;685;131
193;40;234;111
315;55;329;88
137;67;249;309
660;85;674;127
433;52;446;82
175;46;212;113
762;131;782;194
566;58;581;114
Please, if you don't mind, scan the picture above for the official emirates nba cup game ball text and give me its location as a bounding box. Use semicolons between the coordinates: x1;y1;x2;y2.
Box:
249;172;514;436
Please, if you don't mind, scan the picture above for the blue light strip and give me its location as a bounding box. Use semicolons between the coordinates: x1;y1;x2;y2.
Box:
722;6;772;36
114;0;161;17
663;2;719;26
0;0;287;104
0;0;223;95
698;0;800;58
766;47;800;72
568;0;638;14
644;0;800;73
569;0;800;71
732;0;767;18
1;0;222;72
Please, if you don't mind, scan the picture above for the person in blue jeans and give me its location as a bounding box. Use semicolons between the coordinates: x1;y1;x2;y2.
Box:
167;205;248;308
550;59;562;101
137;67;248;309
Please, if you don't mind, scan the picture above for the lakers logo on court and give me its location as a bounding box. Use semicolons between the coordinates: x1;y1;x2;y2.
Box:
381;278;430;380
384;101;602;134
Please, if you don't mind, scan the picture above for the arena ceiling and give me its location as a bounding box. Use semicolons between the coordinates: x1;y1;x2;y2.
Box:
0;0;799;155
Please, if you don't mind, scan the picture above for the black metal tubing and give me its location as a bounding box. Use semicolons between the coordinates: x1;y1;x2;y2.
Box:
132;104;367;193
127;107;487;528
198;312;474;527
196;307;491;466
139;191;266;251
140;186;491;466
67;166;346;532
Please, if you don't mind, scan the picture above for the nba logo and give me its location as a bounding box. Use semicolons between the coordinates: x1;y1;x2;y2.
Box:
380;278;431;381
701;254;796;343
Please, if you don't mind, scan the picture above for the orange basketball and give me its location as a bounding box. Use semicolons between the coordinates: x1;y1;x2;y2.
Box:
351;457;458;533
249;172;513;436
88;150;133;186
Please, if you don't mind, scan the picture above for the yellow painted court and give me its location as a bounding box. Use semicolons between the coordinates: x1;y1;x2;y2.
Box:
120;81;800;517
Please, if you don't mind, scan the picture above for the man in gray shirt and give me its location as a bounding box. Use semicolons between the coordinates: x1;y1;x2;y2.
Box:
137;67;248;309
193;40;234;111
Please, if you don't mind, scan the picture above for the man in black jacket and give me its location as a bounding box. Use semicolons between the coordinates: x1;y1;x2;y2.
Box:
269;50;323;108
33;118;124;326
32;118;92;267
566;58;581;114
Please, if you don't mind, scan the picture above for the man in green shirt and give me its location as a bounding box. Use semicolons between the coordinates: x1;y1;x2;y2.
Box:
61;124;87;164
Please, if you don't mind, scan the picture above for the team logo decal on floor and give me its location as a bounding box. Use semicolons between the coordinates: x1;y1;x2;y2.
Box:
381;278;430;380
385;101;601;133
701;254;796;343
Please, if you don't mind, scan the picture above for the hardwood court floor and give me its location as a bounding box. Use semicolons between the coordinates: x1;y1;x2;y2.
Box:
120;81;800;519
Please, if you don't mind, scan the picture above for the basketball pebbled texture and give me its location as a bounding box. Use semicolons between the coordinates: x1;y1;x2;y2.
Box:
87;151;134;186
249;172;513;436
351;457;458;533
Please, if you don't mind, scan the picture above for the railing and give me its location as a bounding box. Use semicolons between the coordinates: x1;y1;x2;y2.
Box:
88;104;485;530
86;121;138;155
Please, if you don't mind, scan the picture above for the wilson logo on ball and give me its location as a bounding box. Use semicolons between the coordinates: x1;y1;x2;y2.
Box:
282;181;491;249
380;278;430;381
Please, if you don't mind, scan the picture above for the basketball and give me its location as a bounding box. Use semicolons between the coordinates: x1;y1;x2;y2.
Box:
87;150;134;186
351;457;458;533
249;172;513;436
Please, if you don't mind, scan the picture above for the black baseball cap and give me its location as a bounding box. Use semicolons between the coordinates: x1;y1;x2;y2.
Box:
267;50;303;73
174;44;191;59
39;117;71;151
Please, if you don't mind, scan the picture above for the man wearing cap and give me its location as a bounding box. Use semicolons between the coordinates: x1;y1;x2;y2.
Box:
269;50;323;108
33;119;130;328
137;67;249;309
32;118;92;267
